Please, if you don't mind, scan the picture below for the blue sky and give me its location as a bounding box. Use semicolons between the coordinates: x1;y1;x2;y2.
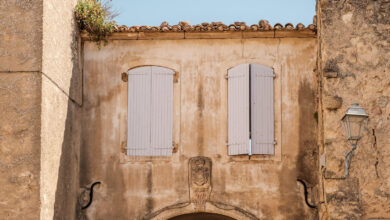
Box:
111;0;316;26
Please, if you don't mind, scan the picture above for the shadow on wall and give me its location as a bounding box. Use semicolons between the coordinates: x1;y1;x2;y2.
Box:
297;78;318;186
278;78;319;219
52;26;82;220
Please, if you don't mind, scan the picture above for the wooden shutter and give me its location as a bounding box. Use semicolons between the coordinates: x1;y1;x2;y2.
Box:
250;64;275;155
150;66;174;156
127;66;152;156
228;64;250;155
127;66;174;156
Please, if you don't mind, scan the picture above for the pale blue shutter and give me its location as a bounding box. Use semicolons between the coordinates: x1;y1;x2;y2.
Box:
127;66;152;156
228;64;250;155
150;66;174;156
127;66;174;156
250;64;275;155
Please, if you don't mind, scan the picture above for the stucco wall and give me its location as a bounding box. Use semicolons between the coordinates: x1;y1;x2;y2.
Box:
81;36;318;219
41;0;82;219
0;0;43;219
318;0;390;219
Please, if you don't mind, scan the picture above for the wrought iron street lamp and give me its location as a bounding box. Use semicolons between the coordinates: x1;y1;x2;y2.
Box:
341;103;368;177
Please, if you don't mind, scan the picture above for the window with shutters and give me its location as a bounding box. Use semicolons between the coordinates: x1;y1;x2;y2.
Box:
227;64;275;156
126;66;174;156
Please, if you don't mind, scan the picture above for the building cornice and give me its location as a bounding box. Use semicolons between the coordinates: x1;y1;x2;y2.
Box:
81;20;317;41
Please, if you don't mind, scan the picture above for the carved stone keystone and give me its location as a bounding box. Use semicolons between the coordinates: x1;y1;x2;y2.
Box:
189;156;212;211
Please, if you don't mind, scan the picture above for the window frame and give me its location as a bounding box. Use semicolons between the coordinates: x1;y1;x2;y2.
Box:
119;65;180;161
227;63;281;160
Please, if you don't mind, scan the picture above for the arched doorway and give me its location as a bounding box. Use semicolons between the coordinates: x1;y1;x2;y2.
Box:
168;212;236;220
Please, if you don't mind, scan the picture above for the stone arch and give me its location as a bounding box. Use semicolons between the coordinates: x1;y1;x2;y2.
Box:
227;63;274;72
224;59;276;73
127;64;177;74
144;201;259;220
122;58;180;76
168;212;236;220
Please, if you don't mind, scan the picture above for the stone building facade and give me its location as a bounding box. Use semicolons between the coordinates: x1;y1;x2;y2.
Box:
317;0;390;219
80;28;318;220
0;0;389;219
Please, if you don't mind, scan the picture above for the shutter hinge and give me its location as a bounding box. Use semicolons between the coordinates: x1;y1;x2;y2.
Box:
172;142;178;153
226;74;245;79
174;72;179;83
121;72;128;82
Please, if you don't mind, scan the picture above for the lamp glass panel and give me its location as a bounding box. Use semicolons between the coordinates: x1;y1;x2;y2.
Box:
342;116;351;139
343;115;366;140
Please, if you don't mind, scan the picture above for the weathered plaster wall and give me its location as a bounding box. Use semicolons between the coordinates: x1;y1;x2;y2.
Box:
81;36;318;219
318;0;390;219
41;0;82;219
0;0;43;219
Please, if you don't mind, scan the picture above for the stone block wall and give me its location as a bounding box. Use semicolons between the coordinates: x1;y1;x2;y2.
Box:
0;0;81;219
0;0;43;219
0;73;42;219
0;0;43;72
317;0;390;219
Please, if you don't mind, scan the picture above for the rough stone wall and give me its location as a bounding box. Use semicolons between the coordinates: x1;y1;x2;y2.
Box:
0;73;42;219
80;36;318;220
0;0;43;219
0;0;81;219
318;0;390;219
0;0;43;71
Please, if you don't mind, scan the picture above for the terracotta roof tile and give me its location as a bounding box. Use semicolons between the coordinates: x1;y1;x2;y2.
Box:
113;20;316;33
285;23;294;30
274;23;283;30
296;23;305;30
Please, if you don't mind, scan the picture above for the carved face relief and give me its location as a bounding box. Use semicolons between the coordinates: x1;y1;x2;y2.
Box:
191;158;210;186
189;157;212;210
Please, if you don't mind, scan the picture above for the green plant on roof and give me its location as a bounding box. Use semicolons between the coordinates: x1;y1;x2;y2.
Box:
75;0;117;45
